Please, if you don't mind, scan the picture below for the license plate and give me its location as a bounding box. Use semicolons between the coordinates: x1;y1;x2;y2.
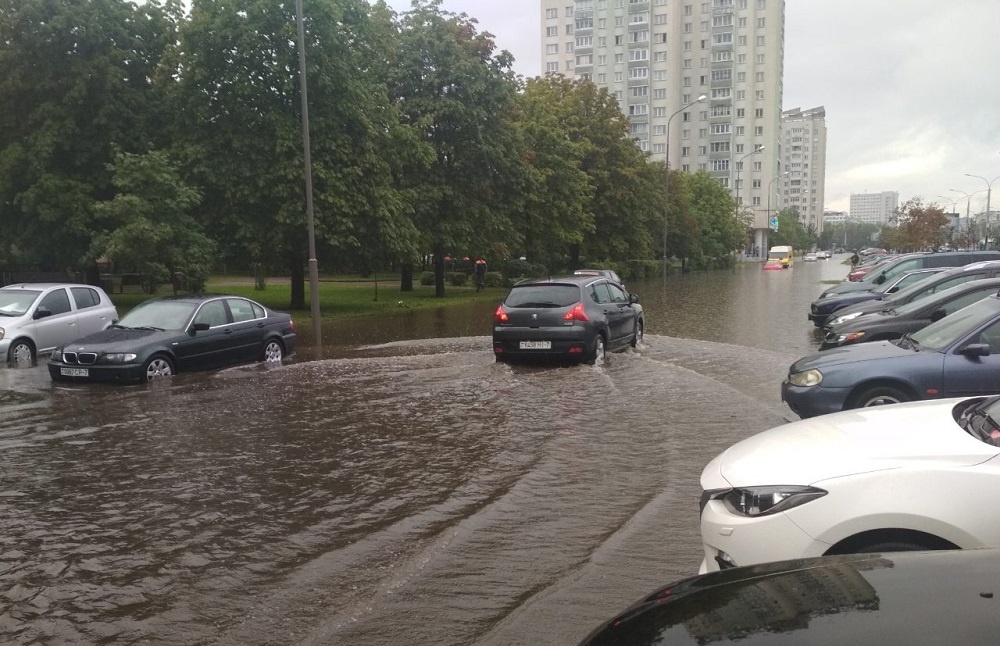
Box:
519;341;551;350
60;367;89;377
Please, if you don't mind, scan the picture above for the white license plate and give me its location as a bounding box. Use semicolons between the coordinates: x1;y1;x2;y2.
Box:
519;341;551;350
60;367;89;377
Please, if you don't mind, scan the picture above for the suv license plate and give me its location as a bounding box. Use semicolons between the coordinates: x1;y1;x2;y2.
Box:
61;367;89;377
519;341;551;350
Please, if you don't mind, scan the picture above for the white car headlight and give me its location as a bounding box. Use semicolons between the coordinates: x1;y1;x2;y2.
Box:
51;348;62;361
788;368;823;387
718;486;828;517
829;311;863;326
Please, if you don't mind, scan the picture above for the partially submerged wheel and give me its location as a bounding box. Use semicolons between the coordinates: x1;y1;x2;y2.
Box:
143;354;174;382
631;320;644;348
585;333;606;366
852;385;910;409
263;339;284;363
8;339;34;367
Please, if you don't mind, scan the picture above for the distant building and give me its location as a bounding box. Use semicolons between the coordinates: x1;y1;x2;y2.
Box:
823;210;847;224
539;0;788;256
780;107;827;234
849;191;898;226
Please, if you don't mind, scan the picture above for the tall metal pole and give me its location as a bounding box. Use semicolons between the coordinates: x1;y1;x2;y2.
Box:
964;174;1000;249
734;145;764;258
295;0;322;349
662;94;706;281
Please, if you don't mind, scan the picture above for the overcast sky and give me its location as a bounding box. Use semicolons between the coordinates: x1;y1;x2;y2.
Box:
383;0;1000;214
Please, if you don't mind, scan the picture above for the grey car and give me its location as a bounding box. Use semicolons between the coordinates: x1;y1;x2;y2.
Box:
0;283;118;366
492;275;643;364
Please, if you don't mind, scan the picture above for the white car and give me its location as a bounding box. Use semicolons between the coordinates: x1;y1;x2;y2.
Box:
803;252;818;262
0;283;118;365
698;396;1000;574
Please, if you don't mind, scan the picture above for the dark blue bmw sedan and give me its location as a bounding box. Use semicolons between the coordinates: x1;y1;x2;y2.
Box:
783;292;1000;418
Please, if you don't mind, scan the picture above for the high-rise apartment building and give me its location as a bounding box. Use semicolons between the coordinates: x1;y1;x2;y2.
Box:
540;0;786;253
849;191;899;225
781;106;827;235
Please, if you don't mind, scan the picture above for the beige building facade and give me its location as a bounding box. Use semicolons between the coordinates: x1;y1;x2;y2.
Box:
541;0;786;253
781;106;827;235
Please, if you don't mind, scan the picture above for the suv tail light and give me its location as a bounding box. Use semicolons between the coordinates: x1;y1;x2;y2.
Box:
494;305;509;323
563;303;589;322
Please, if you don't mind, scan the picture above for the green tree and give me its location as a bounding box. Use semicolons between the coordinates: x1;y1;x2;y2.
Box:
769;207;815;252
173;0;401;308
682;170;738;266
890;198;950;251
92;150;215;293
0;0;180;277
390;0;523;296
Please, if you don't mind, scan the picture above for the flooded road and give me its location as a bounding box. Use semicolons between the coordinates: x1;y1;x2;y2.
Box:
1;258;848;645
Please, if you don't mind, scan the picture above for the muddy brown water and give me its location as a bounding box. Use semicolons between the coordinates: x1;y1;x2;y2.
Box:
1;258;848;645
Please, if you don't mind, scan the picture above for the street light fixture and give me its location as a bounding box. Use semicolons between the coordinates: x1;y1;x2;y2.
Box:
662;94;706;279
964;173;1000;248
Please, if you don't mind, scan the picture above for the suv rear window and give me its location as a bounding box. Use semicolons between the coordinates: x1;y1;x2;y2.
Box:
505;284;580;308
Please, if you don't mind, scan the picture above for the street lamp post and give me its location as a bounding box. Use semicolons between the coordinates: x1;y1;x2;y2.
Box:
765;172;789;247
734;145;764;258
964;173;1000;249
662;94;706;280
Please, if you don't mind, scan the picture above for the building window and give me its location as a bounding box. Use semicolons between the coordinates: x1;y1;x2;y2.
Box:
631;49;649;61
682;146;691;156
566;5;574;15
565;42;574;52
653;106;666;116
710;159;730;171
632;85;648;97
755;71;764;82
711;123;731;134
736;108;745;117
576;36;593;47
631;67;649;79
653;125;666;135
546;44;559;54
711;141;730;152
656;33;668;43
566;24;574;34
735;125;745;135
711;88;731;98
546;62;559;72
615;53;624;63
653;89;667;99
546;26;558;37
546;8;558;19
753;161;762;171
652;143;666;154
737;71;746;82
631;30;649;43
752;196;761;206
654;70;667;80
752;179;761;188
755;108;764;117
756;35;765;46
735;89;746;100
757;17;766;28
756;53;765;64
711;105;731;117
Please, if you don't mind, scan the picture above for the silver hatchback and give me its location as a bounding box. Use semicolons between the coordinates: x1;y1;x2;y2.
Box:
0;283;119;366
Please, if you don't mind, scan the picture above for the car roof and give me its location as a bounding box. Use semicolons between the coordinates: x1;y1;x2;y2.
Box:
1;282;96;290
513;275;603;287
141;293;253;304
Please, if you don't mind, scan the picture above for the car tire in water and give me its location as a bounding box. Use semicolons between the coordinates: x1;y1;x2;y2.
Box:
852;385;911;409
143;354;174;382
631;319;644;348
263;339;284;363
586;333;606;366
8;339;34;367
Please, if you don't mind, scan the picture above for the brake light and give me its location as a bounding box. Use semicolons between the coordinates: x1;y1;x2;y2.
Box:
289;319;296;331
494;305;509;323
563;303;589;322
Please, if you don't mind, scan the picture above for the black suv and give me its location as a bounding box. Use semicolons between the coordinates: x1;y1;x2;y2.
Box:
492;275;643;364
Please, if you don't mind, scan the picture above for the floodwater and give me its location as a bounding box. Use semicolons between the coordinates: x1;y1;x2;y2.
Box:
0;257;848;645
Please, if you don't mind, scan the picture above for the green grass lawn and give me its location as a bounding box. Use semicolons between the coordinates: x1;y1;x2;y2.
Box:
109;275;504;322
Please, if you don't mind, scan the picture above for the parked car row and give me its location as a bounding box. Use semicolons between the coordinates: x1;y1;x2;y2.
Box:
2;283;296;383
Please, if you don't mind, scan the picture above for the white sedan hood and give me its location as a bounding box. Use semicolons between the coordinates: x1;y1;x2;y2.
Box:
702;399;1000;489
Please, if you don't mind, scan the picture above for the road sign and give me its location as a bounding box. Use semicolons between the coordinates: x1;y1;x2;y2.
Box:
769;216;779;231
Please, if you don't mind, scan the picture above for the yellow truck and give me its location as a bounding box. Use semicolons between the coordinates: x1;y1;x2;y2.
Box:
768;245;794;268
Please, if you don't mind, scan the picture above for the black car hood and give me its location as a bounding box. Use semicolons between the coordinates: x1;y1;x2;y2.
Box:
61;327;183;353
579;549;1000;645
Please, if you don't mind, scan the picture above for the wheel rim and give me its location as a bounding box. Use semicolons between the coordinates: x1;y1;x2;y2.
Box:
146;358;173;380
264;341;283;362
11;343;33;366
863;394;902;407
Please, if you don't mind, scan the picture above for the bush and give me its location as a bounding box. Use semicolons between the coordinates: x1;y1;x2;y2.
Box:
419;271;435;286
447;271;468;287
484;271;505;288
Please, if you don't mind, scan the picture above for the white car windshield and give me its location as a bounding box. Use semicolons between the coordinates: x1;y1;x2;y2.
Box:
909;297;1000;352
118;301;198;331
0;289;41;316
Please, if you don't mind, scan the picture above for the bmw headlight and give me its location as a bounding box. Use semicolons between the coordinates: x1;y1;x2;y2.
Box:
718;486;828;517
788;368;823;387
829;311;863;326
51;348;62;361
102;353;137;363
836;331;866;345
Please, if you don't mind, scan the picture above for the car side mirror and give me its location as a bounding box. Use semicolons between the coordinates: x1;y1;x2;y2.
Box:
886;286;898;294
874;274;886;285
630;293;640;304
960;343;991;357
33;307;52;320
929;309;947;323
191;322;210;333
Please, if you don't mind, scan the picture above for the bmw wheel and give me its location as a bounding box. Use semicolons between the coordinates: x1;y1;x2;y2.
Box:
8;340;34;367
263;339;284;363
143;354;174;382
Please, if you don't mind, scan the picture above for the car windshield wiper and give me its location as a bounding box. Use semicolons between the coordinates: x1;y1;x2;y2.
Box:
131;325;165;331
109;323;130;329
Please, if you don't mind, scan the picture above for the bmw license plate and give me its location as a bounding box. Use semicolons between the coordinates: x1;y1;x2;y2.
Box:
519;341;551;350
60;367;89;377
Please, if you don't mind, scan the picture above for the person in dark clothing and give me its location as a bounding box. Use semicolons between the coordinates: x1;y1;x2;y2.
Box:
850;251;860;268
474;258;487;291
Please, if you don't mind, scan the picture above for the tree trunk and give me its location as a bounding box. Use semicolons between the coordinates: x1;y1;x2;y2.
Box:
400;262;413;292
433;244;446;297
289;257;306;310
568;244;581;271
